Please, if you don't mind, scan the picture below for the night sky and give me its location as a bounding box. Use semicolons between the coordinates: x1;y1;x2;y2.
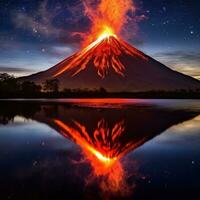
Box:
0;0;200;79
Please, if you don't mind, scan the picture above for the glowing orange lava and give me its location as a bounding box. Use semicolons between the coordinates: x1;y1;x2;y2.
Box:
53;118;145;196
53;35;147;78
54;118;147;163
54;119;123;163
96;26;116;41
54;119;114;165
52;0;147;79
82;0;135;46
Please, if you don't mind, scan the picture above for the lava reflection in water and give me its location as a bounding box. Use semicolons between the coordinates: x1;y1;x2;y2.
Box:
54;118;140;197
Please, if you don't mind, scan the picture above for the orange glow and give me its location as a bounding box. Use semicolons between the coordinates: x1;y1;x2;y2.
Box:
54;118;147;162
52;0;147;78
54;119;120;163
96;26;116;41
53;35;147;78
53;118;143;196
82;0;135;45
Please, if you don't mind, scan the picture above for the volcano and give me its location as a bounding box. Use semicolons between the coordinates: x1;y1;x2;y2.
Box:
21;35;200;91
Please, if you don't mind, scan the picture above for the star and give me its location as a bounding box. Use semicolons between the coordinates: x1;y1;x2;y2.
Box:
190;30;194;34
33;27;38;33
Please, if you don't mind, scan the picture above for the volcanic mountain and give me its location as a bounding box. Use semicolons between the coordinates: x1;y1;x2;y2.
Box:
21;35;200;91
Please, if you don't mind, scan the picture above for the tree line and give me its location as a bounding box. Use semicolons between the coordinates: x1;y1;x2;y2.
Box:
0;73;59;95
0;73;200;98
0;73;107;98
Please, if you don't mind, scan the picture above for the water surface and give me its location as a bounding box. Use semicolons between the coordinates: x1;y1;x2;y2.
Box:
0;99;200;200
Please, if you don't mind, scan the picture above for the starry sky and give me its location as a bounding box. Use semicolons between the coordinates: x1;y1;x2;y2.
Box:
0;0;200;79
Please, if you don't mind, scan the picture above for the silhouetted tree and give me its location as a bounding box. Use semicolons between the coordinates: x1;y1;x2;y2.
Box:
99;87;107;94
0;73;14;81
43;79;59;92
21;81;41;94
0;73;20;94
63;88;72;93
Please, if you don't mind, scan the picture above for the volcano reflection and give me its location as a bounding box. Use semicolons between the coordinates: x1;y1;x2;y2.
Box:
44;103;197;198
0;100;199;199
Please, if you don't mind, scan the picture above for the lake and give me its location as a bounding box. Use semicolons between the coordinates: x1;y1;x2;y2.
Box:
0;99;200;200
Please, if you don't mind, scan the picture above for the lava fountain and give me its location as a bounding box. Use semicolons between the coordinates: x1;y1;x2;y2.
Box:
82;0;135;45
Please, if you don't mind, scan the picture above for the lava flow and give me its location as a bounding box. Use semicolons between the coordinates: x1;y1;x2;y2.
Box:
53;34;147;78
52;0;148;79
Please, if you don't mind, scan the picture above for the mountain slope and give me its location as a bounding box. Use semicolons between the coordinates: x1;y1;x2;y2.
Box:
20;36;200;92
